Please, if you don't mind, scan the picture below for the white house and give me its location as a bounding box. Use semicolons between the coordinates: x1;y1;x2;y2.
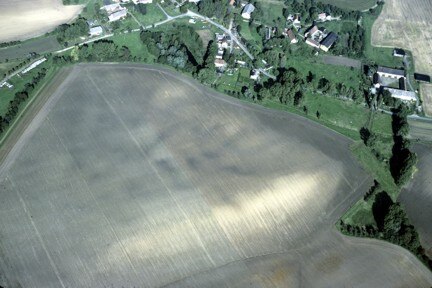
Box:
108;9;127;22
89;26;103;36
250;69;260;80
305;38;320;48
241;3;255;20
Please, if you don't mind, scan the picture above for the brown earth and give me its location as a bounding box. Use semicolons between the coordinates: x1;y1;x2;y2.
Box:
0;64;430;287
0;0;82;42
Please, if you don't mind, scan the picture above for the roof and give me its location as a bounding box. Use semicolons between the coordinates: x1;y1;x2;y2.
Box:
393;48;406;56
414;73;431;83
89;26;103;34
306;38;320;47
287;29;296;40
306;25;318;36
385;88;416;101
320;32;338;48
242;3;255;15
108;9;127;21
377;66;405;77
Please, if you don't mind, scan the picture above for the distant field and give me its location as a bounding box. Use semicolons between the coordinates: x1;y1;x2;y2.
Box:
319;0;377;10
0;36;62;61
0;64;430;287
0;0;82;42
400;144;432;258
321;55;362;69
372;0;432;115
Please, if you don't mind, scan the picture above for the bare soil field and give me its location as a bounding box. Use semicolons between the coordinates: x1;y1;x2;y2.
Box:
408;118;432;143
0;63;431;287
400;144;432;258
0;0;82;42
372;0;432;116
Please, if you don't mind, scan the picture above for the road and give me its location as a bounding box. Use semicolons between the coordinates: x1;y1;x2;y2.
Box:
2;3;274;86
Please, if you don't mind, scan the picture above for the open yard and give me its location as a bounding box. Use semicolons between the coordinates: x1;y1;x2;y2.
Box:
0;0;82;42
0;64;431;287
399;144;432;258
371;0;432;116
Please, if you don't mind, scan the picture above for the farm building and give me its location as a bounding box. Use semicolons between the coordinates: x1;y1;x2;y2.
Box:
214;59;227;68
377;66;405;79
283;29;298;44
89;26;103;36
320;32;338;52
0;81;13;89
108;9;127;22
101;3;122;13
305;38;320;48
393;48;406;57
241;3;255;20
21;58;47;74
305;25;318;38
414;73;431;83
385;88;416;102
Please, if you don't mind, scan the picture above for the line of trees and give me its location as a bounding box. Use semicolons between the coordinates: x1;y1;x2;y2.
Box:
0;40;21;48
55;17;88;46
0;68;47;134
340;190;432;271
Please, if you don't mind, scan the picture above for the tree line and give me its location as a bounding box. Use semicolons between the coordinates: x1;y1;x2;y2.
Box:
340;189;432;271
0;68;47;134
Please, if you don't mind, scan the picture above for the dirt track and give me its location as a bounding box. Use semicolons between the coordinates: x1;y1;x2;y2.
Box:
0;63;431;287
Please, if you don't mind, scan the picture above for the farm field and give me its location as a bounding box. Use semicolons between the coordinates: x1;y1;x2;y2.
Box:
371;0;432;116
0;36;62;61
0;0;82;42
319;0;377;10
0;63;431;287
399;144;432;258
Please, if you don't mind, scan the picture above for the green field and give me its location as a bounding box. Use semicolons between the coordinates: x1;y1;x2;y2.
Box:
319;0;377;11
0;36;61;61
131;4;166;26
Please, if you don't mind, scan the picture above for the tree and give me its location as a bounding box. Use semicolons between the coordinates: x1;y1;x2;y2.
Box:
136;3;147;15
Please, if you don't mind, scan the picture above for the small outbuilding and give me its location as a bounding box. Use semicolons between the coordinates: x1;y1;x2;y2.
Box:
393;48;406;57
414;73;431;83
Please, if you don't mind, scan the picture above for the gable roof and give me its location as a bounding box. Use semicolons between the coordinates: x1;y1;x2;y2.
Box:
377;66;405;77
320;32;338;48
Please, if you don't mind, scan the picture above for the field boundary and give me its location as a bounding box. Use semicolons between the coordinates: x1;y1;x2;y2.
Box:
0;66;74;168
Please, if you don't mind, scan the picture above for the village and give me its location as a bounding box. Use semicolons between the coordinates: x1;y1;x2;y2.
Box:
1;0;431;112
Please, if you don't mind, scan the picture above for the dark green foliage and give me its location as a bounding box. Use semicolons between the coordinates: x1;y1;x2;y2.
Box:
364;180;380;201
197;0;230;19
136;3;147;15
55;17;88;44
0;68;48;133
389;105;417;186
372;191;393;230
0;40;21;48
140;26;203;72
